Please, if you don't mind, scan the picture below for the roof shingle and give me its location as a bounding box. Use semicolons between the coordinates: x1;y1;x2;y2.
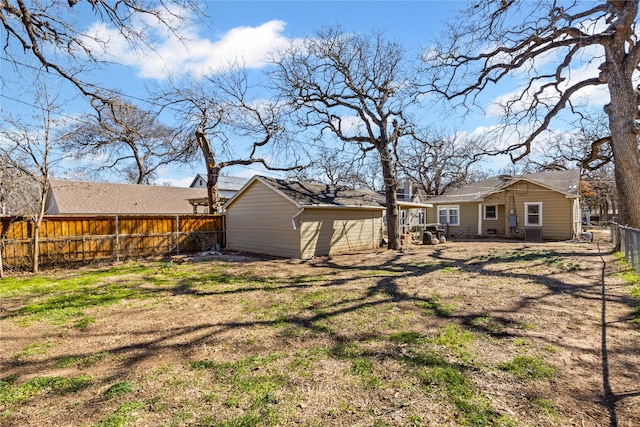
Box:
426;170;580;203
46;179;207;214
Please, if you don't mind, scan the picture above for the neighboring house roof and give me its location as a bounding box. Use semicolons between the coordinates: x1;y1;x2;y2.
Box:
225;176;432;210
189;174;249;191
426;170;581;204
46;179;207;215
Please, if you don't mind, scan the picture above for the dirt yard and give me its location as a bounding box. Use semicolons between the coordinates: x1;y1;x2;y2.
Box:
1;232;639;426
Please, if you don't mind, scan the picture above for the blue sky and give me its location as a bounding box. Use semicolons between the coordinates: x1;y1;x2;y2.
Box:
1;1;607;186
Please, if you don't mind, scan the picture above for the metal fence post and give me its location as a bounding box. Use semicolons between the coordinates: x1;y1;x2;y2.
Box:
612;222;640;274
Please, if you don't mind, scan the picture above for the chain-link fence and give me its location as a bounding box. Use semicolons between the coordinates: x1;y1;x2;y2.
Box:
611;222;640;274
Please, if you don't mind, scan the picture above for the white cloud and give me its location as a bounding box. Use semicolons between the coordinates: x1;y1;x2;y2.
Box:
83;18;292;80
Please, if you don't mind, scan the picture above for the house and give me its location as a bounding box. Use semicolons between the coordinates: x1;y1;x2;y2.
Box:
189;174;248;200
45;179;208;215
223;176;431;258
425;170;582;241
397;181;430;235
187;174;250;213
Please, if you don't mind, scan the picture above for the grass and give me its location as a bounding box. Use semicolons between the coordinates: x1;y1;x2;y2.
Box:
498;356;557;380
0;375;93;405
613;252;640;324
53;351;110;369
103;381;136;398
418;295;455;317
95;400;145;426
531;397;559;421
2;243;634;426
13;341;53;360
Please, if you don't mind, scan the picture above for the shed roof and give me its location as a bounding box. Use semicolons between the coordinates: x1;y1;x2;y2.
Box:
426;170;581;204
224;176;432;210
46;179;207;215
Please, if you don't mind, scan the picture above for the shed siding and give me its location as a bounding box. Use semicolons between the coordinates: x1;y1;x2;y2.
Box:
225;181;301;258
299;209;383;258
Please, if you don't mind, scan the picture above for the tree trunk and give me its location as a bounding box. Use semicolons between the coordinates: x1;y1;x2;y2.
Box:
379;145;400;250
209;165;221;214
605;58;640;228
196;128;221;214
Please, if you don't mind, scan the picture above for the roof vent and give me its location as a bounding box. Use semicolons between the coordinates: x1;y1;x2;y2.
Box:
498;174;513;182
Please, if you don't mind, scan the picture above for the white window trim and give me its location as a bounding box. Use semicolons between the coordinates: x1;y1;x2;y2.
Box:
525;202;543;226
484;205;498;220
438;205;460;226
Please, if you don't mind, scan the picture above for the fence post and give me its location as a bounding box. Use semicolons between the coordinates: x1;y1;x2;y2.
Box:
115;215;120;262
0;238;4;279
175;215;180;255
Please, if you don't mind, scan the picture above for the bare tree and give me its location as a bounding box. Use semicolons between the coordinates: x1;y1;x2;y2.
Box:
271;27;419;250
422;0;640;228
581;165;618;222
535;113;617;172
396;130;485;196
0;160;38;215
0;157;39;278
161;67;306;213
61;100;188;184
287;146;380;190
1;0;200;101
0;78;65;273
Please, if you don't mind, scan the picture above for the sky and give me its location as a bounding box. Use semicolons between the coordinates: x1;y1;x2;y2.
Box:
0;1;608;187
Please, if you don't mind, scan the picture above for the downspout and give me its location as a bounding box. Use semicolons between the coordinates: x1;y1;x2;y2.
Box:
291;208;304;230
478;204;483;236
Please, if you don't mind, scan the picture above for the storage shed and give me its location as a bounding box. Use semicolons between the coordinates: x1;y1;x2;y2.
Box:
224;176;387;258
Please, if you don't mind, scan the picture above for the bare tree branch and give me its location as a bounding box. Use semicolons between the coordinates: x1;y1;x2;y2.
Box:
423;0;640;227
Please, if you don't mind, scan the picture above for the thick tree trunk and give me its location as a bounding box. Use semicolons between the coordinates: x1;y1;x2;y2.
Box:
604;32;640;228
196;128;221;214
610;129;640;227
379;146;400;250
209;165;221;214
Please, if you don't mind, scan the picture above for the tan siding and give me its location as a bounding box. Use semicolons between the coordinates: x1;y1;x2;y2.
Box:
480;204;506;235
430;203;479;237
225;181;301;258
428;183;576;240
300;209;383;258
505;182;575;240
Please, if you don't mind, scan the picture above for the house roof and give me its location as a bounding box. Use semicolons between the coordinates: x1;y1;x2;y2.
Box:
189;174;248;191
426;169;581;204
224;176;432;210
46;179;207;215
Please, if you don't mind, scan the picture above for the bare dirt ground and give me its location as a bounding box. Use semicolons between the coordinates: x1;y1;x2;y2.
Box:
1;230;639;426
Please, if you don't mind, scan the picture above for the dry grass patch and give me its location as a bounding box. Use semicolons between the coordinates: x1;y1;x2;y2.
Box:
1;238;639;426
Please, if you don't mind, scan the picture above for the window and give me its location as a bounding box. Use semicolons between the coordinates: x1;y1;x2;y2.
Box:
484;205;497;220
525;202;542;226
417;210;425;225
438;205;459;226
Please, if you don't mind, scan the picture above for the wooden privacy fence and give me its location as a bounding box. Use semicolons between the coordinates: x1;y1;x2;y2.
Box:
0;214;225;272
